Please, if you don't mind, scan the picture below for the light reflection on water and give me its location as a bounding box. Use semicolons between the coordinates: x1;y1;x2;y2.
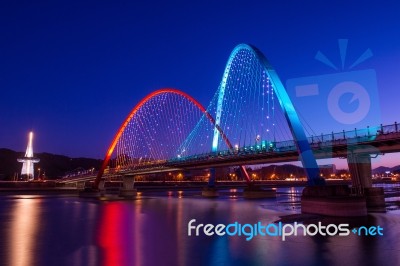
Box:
0;186;399;266
9;198;40;266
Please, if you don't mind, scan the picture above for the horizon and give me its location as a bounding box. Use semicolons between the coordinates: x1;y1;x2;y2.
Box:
1;146;398;171
0;1;399;168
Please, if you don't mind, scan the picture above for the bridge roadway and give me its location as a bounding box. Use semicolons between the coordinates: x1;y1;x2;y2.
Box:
167;130;400;170
58;126;400;183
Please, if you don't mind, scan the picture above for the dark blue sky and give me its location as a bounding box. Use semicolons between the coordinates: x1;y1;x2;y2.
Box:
1;1;399;166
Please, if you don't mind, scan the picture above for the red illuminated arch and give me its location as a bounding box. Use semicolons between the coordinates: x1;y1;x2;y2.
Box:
94;88;247;188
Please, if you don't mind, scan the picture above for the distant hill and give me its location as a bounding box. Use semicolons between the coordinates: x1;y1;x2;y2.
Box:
392;165;400;172
372;165;400;175
372;166;392;175
1;147;397;180
0;148;102;180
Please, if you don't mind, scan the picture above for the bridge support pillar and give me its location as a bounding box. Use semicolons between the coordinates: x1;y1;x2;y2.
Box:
202;186;219;197
207;168;216;187
119;175;137;198
301;152;386;216
301;186;367;216
77;181;85;190
347;153;372;191
243;184;276;199
347;153;386;212
203;168;219;197
78;179;105;198
98;178;106;196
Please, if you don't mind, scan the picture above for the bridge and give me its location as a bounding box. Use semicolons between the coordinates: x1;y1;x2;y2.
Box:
61;123;400;185
66;43;398;216
108;123;400;172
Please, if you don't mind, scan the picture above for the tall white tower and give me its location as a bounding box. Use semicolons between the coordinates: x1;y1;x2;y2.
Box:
17;132;40;180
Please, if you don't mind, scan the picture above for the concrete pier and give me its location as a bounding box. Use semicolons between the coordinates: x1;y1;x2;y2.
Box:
365;187;386;212
347;153;386;212
78;178;106;198
301;185;367;216
243;185;276;199
119;176;137;198
201;187;219;197
348;153;372;188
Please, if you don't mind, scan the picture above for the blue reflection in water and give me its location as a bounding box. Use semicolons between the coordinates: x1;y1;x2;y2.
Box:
0;186;399;266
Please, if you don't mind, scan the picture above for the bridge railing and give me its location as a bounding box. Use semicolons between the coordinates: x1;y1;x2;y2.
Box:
380;123;399;134
308;122;399;144
59;123;400;179
307;126;380;144
170;122;399;163
94;122;399;172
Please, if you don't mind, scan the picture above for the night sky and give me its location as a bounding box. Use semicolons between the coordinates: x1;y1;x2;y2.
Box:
1;1;399;167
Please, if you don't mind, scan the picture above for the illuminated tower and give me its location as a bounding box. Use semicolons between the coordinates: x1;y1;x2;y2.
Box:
17;132;40;180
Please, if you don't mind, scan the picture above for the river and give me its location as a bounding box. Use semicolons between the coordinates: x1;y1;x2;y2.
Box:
0;185;399;266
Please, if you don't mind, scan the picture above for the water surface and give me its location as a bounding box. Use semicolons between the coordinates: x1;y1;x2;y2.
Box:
0;187;399;266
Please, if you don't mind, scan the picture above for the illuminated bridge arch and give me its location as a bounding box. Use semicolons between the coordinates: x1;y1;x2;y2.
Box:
213;44;324;185
94;88;240;187
96;44;325;187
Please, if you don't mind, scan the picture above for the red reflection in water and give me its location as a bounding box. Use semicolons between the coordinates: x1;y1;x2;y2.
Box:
98;203;137;266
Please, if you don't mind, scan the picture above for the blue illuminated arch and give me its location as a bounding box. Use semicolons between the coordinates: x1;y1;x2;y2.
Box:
212;44;325;186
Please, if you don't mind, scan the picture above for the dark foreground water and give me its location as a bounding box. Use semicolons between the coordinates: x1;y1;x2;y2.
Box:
0;187;399;266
